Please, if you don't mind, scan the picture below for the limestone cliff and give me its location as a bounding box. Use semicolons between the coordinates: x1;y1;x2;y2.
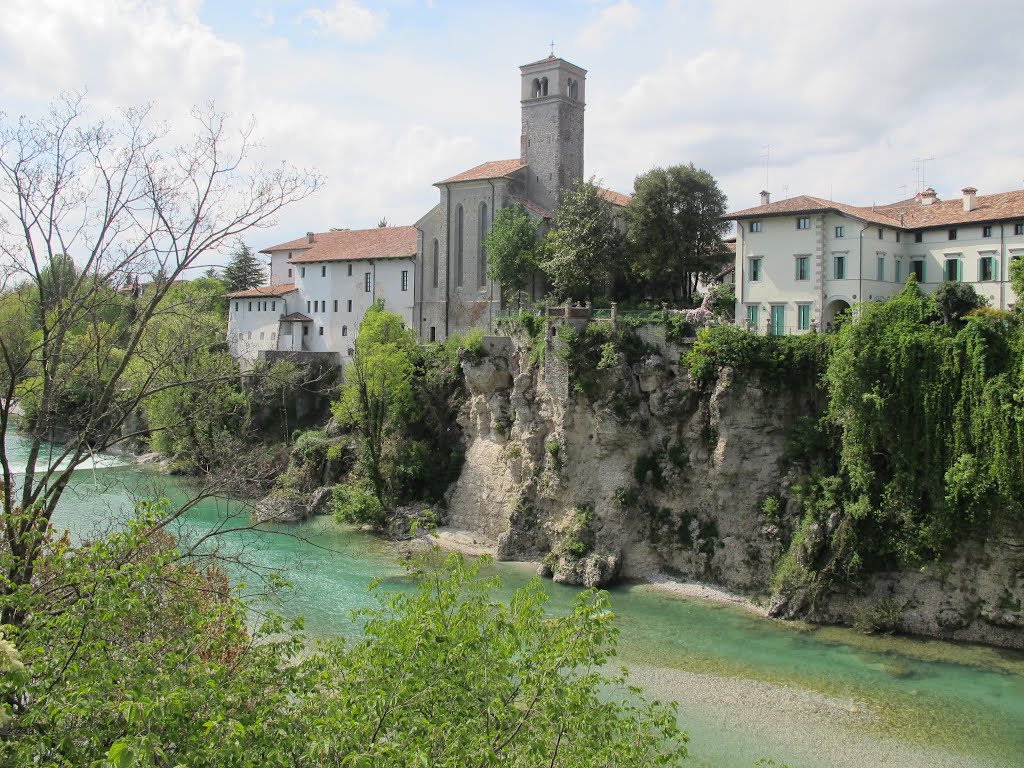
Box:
444;330;1024;649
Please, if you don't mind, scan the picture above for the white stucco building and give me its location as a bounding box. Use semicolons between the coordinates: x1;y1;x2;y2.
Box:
226;227;417;368
729;187;1024;334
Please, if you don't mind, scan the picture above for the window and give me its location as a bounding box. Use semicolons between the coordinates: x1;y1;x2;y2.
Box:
455;205;464;287
321;266;326;277
301;267;306;278
896;232;901;243
895;259;902;283
401;270;409;291
944;258;961;282
1016;223;1024;236
432;238;439;288
303;326;308;336
833;255;846;280
911;260;925;282
429;326;436;342
797;217;810;230
948;228;957;241
234;302;239;312
797;304;811;331
272;301;276;311
795;255;809;281
342;325;348;337
979;255;996;281
347;264;353;276
248;301;252;311
746;304;759;330
306;301;311;312
878;228;884;240
347;299;352;312
915;232;923;243
835;225;845;238
314;300;319;312
750;220;763;233
749;257;762;281
287;268;292;278
271;332;276;341
983;226;993;238
770;305;785;336
259;332;264;340
365;272;371;292
478;202;489;286
318;327;323;336
876;255;885;281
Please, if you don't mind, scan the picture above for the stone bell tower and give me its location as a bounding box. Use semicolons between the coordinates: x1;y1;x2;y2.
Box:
520;55;586;212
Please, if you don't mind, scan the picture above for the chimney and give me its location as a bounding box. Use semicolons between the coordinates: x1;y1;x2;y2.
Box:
306;231;315;244
920;187;938;206
962;186;978;212
759;190;770;206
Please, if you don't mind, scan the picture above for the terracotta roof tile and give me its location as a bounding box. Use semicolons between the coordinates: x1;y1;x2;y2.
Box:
727;195;900;226
261;227;417;264
598;187;632;207
223;283;297;298
437;159;526;185
509;195;555;219
280;312;312;322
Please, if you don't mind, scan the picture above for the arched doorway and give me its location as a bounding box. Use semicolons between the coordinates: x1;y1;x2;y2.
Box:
823;298;851;331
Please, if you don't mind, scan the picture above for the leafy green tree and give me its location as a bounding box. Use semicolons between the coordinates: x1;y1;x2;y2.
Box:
486;203;539;306
1009;256;1024;310
222;241;266;292
333;301;418;506
542;178;625;302
932;279;984;326
625;164;730;303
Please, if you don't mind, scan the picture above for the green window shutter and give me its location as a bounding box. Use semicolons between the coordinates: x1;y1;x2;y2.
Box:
958;259;963;281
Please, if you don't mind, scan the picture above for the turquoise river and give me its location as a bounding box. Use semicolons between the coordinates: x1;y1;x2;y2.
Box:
12;433;1024;768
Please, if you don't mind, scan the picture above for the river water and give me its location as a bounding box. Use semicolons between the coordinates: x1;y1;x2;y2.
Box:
10;433;1023;767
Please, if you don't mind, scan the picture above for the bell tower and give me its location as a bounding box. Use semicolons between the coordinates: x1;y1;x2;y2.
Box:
520;55;586;212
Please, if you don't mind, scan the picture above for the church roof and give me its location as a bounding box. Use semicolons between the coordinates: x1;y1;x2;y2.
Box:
598;187;632;207
223;283;297;298
437;159;526;185
280;312;312;322
261;227;417;263
510;195;555;220
520;55;587;74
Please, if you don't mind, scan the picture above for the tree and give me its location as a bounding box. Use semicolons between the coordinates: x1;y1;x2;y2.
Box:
485;203;539;306
221;241;266;292
625;164;730;303
1010;256;1024;310
541;178;624;302
333;301;417;506
932;279;984;326
0;92;321;623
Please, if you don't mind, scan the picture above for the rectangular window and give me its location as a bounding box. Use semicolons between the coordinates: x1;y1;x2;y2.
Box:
878;228;884;240
749;257;762;282
272;301;276;311
896;232;901;243
248;301;252;311
1016;223;1024;236
833;255;846;280
795;256;809;281
401;270;409;291
333;300;338;312
347;299;352;312
876;255;885;281
945;258;961;281
770;305;785;336
797;217;810;230
348;264;353;276
321;266;327;277
364;273;371;292
983;226;993;238
979;255;996;281
895;259;902;283
318;326;323;336
797;304;811;331
303;326;308;336
835;225;845;238
914;232;923;243
746;304;759;330
948;228;957;241
306;301;311;312
750;220;762;233
234;302;239;312
287;268;292;278
911;260;925;282
429;326;436;342
301;267;306;278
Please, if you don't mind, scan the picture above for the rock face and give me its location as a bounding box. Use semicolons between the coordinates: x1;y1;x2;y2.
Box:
445;330;1024;649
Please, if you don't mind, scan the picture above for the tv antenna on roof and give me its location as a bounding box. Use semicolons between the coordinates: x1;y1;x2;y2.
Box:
912;156;935;194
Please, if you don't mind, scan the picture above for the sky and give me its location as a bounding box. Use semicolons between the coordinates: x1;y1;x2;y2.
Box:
3;0;1024;268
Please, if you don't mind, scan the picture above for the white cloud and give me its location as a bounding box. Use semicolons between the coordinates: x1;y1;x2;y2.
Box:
578;1;641;49
299;1;387;42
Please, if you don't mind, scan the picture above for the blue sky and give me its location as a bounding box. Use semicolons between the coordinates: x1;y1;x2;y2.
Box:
3;0;1024;267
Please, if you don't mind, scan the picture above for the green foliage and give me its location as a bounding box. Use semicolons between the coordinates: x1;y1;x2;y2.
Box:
614;486;640;509
485;203;540;300
933;280;984;327
708;282;736;320
760;494;782;524
625;163;730;303
555;321;655;398
1;515;689;766
221;240;266;292
852;598;904;634
1010;256;1024;306
545;438;563;471
686;324;829;387
333;480;387;526
542;178;625;302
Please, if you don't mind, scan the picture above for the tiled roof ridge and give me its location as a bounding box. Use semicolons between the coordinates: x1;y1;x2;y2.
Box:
261;226;417;263
437;158;526;186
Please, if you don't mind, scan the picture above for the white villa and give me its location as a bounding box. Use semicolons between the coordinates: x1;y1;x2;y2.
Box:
225;227;417;368
730;186;1023;334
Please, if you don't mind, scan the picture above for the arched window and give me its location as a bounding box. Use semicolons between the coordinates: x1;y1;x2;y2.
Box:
478;202;488;286
540;77;548;96
455;204;464;287
531;78;541;98
432;238;439;288
568;78;579;100
342;325;348;337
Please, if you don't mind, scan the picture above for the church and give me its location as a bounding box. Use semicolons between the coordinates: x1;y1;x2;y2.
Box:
226;54;629;365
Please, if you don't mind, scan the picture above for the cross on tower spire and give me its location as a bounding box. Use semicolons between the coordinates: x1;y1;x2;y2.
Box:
549;40;556;57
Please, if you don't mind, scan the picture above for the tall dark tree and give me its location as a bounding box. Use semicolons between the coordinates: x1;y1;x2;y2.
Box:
625;163;730;303
485;203;539;307
222;241;266;292
542;178;624;303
